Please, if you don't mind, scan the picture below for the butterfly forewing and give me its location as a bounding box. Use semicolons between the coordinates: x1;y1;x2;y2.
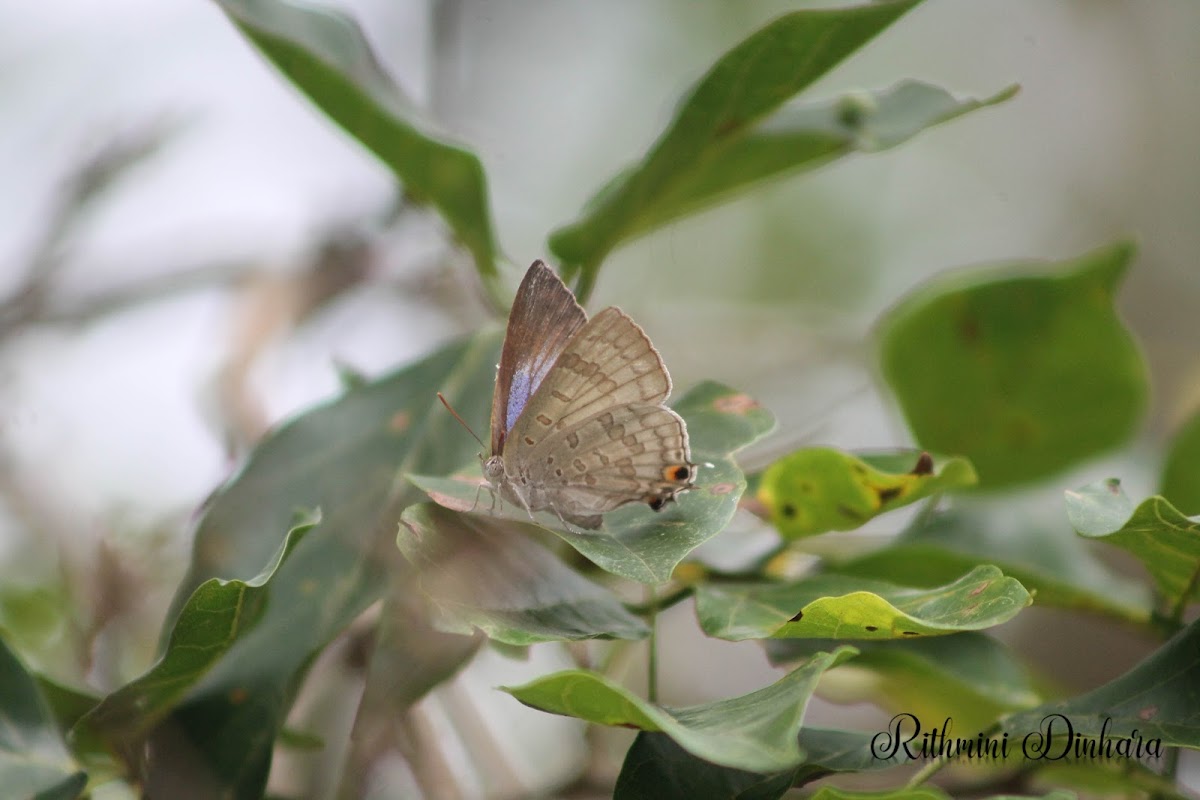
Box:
507;307;672;454
490;261;587;455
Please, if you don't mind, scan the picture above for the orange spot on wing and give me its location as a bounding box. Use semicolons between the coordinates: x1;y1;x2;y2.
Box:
389;410;411;433
708;482;735;495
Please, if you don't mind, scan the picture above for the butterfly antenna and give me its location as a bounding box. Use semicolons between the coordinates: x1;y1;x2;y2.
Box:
437;392;487;450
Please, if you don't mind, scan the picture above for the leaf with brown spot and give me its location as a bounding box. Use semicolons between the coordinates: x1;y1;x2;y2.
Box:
757;448;976;539
695;565;1029;641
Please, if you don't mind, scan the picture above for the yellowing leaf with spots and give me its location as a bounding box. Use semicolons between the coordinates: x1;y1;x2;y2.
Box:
756;448;976;539
695;565;1029;640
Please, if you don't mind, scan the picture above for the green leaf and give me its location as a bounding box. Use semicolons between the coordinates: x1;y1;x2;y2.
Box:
217;0;497;282
757;448;976;539
1030;761;1187;800
836;504;1152;622
1065;479;1200;613
548;0;923;294
502;648;857;774
75;514;317;748
1002;616;1200;751
410;381;775;584
0;636;87;800
615;732;798;800
614;725;911;799
696;565;1029;641
769;633;1040;735
397;503;649;644
578;81;1014;274
1161;408;1200;515
877;242;1147;488
809;788;950;800
792;727;912;784
145;332;500;798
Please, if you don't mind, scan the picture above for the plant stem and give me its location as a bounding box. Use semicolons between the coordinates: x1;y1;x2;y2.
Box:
646;584;659;704
904;753;950;789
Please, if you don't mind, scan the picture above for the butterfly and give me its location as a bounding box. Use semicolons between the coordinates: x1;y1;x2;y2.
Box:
480;260;695;530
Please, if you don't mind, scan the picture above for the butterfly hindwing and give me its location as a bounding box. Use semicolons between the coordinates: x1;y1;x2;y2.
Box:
522;403;693;526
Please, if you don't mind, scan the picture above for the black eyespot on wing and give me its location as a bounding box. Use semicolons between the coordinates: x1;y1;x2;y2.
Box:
781;503;797;519
648;496;666;511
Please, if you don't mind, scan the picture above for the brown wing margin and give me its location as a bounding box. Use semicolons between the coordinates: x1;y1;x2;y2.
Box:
490;261;588;455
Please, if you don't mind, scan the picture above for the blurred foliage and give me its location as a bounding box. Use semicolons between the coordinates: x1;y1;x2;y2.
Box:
0;1;1196;799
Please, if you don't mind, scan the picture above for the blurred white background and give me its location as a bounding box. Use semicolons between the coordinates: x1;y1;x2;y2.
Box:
1;0;1197;795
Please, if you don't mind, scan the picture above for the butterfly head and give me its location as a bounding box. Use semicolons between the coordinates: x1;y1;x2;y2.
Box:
482;454;506;486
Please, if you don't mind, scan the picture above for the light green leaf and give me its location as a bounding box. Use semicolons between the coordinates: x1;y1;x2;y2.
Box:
877;242;1147;488
503;648;857;774
217;0;497;282
757;448;976;539
1002;616;1200;751
696;565;1029;641
1030;761;1187;800
397;503;649;644
75;514;317;747
0;636;87;800
1065;479;1200;613
1161;408;1200;515
769;633;1040;735
836;504;1152;623
410;381;775;584
809;788;950;800
548;0;924;296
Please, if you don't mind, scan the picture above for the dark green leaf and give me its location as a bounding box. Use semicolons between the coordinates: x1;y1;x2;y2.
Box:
696;565;1029;641
0;636;87;799
616;726;913;798
1065;479;1200;612
576;81;1015;267
142;332;499;799
769;633;1040;735
757;448;975;539
548;0;924;294
502;648;857;774
397;503;649;643
217;0;497;282
836;505;1152;622
877;242;1147;488
1002;616;1200;751
615;732;797;800
793;727;912;784
411;381;774;584
1161;409;1200;515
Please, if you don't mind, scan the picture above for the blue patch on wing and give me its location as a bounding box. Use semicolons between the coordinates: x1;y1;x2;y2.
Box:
506;355;562;434
506;367;536;433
